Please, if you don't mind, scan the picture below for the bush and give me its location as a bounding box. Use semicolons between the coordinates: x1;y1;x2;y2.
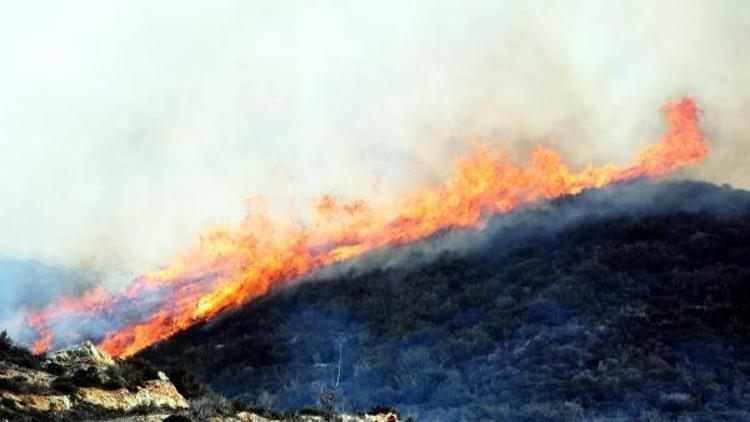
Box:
103;358;161;392
0;330;45;370
106;362;143;392
368;405;397;415
163;415;194;422
126;357;161;380
191;393;234;419
169;369;208;399
50;377;77;394
44;361;66;376
0;332;11;351
0;375;48;394
73;367;104;388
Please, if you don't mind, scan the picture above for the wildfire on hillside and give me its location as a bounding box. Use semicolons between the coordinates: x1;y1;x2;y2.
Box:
26;98;707;358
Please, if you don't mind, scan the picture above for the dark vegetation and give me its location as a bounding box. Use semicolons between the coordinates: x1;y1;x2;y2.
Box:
170;368;208;399
46;357;161;395
139;180;750;420
0;330;45;370
104;358;160;391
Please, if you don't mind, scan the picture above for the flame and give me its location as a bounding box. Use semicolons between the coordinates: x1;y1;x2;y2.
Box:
29;286;112;354
26;98;707;357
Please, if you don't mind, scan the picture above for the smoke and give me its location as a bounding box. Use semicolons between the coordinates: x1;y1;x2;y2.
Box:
0;259;93;336
0;1;748;287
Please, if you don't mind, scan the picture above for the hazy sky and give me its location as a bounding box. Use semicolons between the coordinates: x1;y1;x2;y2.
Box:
0;1;748;282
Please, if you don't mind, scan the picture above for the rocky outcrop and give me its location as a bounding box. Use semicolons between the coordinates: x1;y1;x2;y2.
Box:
1;391;72;413
48;340;115;368
74;379;188;412
0;341;190;420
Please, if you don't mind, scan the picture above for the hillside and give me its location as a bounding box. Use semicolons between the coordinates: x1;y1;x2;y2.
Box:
139;179;750;420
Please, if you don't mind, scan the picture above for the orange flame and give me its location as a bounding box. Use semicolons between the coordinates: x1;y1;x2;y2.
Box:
26;98;707;357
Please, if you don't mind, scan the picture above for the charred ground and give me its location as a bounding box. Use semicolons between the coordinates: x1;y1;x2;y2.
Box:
140;180;750;420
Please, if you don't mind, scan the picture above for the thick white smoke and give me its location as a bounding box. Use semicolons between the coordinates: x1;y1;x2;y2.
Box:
0;0;747;289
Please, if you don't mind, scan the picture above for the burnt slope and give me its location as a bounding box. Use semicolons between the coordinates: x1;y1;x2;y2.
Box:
140;180;750;420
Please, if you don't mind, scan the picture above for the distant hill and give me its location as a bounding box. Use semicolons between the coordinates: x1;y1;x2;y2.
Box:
0;258;92;328
140;180;750;420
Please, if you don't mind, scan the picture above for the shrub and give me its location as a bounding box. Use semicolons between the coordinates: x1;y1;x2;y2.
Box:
0;331;11;351
297;407;325;416
105;362;144;392
44;361;66;376
50;377;77;394
163;415;194;422
71;367;104;388
368;405;396;415
102;358;161;392
658;392;695;412
125;357;161;381
0;376;47;394
0;330;45;370
169;369;207;399
191;393;234;419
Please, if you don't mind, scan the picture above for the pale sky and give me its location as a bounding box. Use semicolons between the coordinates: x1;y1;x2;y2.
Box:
0;0;748;282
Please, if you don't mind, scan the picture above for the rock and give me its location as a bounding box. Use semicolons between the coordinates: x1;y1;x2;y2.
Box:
1;341;191;420
47;340;115;369
0;391;72;412
75;380;189;412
